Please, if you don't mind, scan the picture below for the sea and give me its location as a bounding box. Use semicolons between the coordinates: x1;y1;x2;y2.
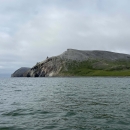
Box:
0;77;130;130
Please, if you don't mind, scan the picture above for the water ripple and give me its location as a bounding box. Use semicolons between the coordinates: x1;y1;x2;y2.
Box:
0;77;130;130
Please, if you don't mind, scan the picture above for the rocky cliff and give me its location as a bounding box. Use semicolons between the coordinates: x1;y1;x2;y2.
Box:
23;49;130;77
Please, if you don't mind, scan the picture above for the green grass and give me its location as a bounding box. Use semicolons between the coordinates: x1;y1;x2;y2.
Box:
60;60;130;76
88;70;130;76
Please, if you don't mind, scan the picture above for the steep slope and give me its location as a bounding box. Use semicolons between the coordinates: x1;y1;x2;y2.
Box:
25;49;130;77
11;67;30;77
26;56;64;77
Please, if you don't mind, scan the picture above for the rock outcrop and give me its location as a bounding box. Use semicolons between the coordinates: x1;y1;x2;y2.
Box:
11;67;30;77
26;56;64;77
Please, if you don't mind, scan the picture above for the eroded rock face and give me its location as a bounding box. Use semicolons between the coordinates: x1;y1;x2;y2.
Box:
26;57;65;77
11;67;30;77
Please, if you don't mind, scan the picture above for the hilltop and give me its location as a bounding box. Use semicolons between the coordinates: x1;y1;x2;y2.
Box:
11;49;130;77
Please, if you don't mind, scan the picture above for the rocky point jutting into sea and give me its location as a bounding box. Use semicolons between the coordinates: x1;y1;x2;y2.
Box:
11;49;130;77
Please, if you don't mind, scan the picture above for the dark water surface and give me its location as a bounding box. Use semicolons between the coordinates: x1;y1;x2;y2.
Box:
0;77;130;130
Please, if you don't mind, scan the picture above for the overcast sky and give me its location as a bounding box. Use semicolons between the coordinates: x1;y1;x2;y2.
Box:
0;0;130;76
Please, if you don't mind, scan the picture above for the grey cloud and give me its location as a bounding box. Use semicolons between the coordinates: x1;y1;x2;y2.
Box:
0;0;130;76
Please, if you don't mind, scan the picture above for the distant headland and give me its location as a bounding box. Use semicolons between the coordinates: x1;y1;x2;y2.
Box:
11;49;130;77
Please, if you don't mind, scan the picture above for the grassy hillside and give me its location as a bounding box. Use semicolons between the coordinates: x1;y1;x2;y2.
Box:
60;60;130;76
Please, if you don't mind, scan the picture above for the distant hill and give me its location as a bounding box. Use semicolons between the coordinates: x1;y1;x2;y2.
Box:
11;67;30;77
12;49;130;77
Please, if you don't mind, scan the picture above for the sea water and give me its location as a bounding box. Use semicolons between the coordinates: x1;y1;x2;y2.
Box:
0;77;130;130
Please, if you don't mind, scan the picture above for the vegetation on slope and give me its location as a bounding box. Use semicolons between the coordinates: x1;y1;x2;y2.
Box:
60;60;130;76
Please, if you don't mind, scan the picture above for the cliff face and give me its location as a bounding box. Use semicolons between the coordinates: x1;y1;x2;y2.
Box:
11;67;30;77
25;49;130;77
26;56;65;77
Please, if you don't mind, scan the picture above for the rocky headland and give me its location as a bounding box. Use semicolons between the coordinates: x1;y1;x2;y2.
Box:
11;49;130;77
11;67;30;77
